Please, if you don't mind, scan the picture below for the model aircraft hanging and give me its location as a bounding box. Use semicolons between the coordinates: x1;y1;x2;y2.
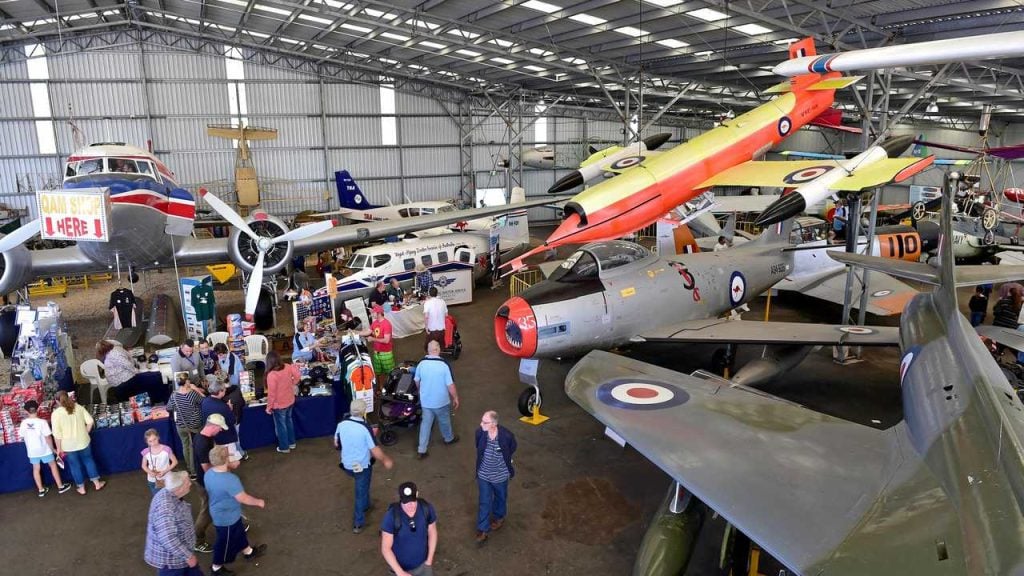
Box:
0;143;561;319
566;175;1024;575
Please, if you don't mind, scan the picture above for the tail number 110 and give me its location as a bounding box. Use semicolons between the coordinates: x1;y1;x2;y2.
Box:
881;233;920;261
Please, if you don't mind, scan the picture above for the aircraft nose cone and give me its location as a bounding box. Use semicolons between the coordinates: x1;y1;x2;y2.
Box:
494;296;538;357
880;134;916;157
755;192;807;227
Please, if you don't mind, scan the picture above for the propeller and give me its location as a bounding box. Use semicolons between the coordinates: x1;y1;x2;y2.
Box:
0;218;41;253
199;188;334;318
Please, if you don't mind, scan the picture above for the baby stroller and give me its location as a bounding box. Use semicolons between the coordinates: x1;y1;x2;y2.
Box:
441;314;462;360
377;361;421;446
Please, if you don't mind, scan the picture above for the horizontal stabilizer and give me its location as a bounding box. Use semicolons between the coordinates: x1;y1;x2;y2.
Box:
829;251;939;285
955;264;1024;287
807;76;862;91
763;81;792;94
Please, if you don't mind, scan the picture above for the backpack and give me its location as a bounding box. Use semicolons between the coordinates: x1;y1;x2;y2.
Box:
387;498;433;534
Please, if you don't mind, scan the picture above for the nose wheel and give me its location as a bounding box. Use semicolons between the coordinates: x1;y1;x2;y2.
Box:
517;386;541;417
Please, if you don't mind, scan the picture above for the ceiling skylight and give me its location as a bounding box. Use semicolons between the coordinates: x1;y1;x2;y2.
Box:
420;41;448;50
657;39;689;49
733;23;773;35
456;49;482;57
339;23;372;33
615;26;648;38
522;0;561;14
297;14;332;25
491;57;515;65
381;32;410;41
687;8;728;21
525;65;547;72
569;13;606;26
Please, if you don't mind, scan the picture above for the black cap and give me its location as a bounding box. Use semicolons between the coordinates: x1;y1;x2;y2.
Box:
398;481;418;503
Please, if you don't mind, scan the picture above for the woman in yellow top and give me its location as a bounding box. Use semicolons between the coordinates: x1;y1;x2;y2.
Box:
51;392;106;495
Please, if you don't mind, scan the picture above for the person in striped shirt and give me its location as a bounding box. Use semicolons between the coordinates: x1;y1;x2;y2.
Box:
474;410;517;545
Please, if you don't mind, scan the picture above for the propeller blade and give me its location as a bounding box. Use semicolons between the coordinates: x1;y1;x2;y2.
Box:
273;219;334;244
0;218;41;253
199;188;258;242
244;250;266;318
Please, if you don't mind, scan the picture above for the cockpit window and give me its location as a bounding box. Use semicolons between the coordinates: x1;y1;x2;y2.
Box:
66;158;104;177
421;208;435;215
549;250;599;283
437;205;456;213
109;158;140;173
587;241;650;272
346;254;369;269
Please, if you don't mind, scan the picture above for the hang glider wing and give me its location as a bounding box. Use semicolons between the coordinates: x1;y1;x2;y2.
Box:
698;157;934;191
566;351;964;575
634;317;900;346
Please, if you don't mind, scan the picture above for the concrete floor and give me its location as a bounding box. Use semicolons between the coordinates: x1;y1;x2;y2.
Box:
0;267;918;576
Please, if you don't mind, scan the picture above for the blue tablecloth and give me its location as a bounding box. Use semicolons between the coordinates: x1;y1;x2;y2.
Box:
0;416;179;494
0;382;351;494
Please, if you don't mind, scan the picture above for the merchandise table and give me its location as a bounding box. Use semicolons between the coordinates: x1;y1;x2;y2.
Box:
0;382;352;494
386;304;425;339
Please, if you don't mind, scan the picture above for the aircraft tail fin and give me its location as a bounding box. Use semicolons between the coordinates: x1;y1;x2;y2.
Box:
496;186;529;248
335;170;375;210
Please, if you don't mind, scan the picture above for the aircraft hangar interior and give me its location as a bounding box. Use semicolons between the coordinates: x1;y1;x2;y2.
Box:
3;1;1024;575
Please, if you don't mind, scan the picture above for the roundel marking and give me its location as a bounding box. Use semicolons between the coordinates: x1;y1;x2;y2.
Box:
778;116;793;137
783;165;832;185
596;378;690;411
729;271;746;306
899;347;920;385
610;156;645;170
871;289;893;297
838;326;875;335
353;194;364;205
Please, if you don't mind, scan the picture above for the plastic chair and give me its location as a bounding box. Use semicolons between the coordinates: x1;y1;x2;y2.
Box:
207;331;230;348
244;334;269;365
80;359;111;404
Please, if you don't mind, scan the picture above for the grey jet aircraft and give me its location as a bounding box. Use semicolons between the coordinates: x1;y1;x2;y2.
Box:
565;172;1024;575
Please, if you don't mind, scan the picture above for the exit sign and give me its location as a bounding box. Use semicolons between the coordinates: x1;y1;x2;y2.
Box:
37;188;111;242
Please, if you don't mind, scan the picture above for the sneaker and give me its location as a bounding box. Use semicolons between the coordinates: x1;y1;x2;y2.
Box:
241;453;250;462
352;525;364;534
189;473;198;481
288;444;296;450
490;518;504;531
58;483;73;494
244;544;267;560
276;448;291;454
244;522;251;533
476;531;488;545
37;487;49;498
211;567;236;576
194;542;213;554
444;435;460;446
416;452;428;460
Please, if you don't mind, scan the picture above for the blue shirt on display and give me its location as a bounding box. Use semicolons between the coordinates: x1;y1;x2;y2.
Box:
336;417;376;471
380;502;437;571
204;469;244;527
414;356;453;409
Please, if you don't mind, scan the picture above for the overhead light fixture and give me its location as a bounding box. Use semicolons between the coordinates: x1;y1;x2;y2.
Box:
926;99;939;114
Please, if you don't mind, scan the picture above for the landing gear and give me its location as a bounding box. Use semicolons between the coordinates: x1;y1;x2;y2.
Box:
253;287;275;331
518;386;541;417
711;345;737;378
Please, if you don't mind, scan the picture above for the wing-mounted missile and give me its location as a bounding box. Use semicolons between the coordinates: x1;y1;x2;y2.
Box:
754;134;931;227
730;345;815;388
548;132;673;194
632;482;706;576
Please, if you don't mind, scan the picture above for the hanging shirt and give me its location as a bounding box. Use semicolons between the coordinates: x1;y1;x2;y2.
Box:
109;288;137;329
190;283;216;321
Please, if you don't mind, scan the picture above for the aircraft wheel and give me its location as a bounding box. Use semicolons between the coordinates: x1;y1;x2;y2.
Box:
0;306;17;357
518;387;541;417
253;287;275;331
911;201;926;222
983;230;996;246
982;208;999;231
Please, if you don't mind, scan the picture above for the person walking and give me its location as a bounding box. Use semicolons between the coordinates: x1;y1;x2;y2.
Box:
422;287;448;351
205;445;267;575
335;398;394;534
191;413;231;555
168;376;206;480
264;350;300;453
414;340;460;459
474;410;517;544
201;380;239;452
381;482;438;576
144;470;204;575
50;391;106;495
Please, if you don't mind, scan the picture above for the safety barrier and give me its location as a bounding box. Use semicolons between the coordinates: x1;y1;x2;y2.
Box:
509;269;542;298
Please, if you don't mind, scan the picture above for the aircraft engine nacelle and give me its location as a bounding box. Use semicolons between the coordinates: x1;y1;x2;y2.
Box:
0;244;35;296
226;212;294;277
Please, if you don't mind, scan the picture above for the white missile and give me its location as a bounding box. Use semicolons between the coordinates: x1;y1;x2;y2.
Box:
548;132;672;194
755;135;915;226
773;31;1024;77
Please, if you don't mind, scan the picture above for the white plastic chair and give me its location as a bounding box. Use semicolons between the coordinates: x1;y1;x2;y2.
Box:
207;331;230;348
80;359;111;404
243;334;269;365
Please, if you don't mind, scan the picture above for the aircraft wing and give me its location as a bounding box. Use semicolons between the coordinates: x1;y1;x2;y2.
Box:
634;317;899;346
915;139;1024;161
708;194;780;213
566;351;964;575
976;325;1024;351
776;265;918;316
697;157;933;191
996;250;1024;265
292;196;565;254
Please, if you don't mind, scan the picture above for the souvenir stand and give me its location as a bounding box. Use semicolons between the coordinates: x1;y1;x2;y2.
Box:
0;303;177;494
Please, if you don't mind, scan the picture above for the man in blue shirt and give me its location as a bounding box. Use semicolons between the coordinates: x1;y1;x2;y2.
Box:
832;198;847;241
204;445;266;575
201;380;237;448
474;410;517;545
414;340;460;459
381;482;438;576
335;399;394;534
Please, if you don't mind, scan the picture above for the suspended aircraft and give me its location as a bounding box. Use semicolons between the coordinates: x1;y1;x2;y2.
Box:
566;172;1024;575
0;143;560;322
